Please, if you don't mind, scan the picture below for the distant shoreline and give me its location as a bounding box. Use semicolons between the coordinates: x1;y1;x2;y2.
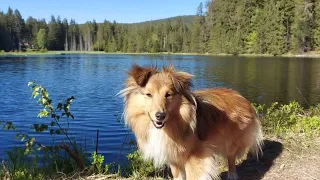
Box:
1;51;320;58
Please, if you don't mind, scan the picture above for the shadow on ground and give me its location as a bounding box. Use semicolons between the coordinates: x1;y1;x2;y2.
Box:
220;139;283;180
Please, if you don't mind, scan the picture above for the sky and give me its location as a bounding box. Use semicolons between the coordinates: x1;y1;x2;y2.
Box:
0;0;203;24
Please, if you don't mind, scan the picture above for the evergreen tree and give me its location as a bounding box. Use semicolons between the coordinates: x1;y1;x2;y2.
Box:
13;9;25;51
63;18;69;51
0;11;11;51
191;2;204;53
47;16;58;50
5;7;15;50
263;0;287;55
291;0;315;53
314;0;320;50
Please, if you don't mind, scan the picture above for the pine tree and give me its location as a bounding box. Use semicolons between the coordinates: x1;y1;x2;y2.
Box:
95;24;103;51
69;19;78;51
56;16;64;50
291;0;315;53
191;2;204;53
25;17;36;47
207;0;227;53
13;9;24;51
0;11;11;51
313;0;320;50
182;25;191;52
63;18;68;51
5;7;15;50
47;16;58;50
282;0;295;52
122;31;129;52
263;0;287;55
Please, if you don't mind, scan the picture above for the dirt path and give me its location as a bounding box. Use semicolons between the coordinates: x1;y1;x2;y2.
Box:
220;137;320;180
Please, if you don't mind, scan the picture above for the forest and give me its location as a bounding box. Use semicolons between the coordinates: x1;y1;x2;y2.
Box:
1;0;320;55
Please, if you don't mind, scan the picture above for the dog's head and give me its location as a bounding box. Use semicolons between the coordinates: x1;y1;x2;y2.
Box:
125;64;196;129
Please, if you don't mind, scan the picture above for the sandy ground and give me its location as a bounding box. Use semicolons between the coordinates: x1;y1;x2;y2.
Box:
220;137;320;180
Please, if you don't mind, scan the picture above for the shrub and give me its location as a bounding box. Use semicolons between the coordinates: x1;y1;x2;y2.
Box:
39;48;48;53
126;150;156;178
253;101;320;137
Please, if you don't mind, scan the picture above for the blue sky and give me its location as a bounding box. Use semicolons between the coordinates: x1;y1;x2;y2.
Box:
0;0;203;23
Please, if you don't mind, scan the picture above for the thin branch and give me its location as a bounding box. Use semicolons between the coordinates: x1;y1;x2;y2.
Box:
59;141;85;170
116;130;130;165
296;86;310;108
2;160;10;180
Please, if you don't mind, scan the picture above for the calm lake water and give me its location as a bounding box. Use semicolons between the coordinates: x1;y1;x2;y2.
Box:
0;54;320;162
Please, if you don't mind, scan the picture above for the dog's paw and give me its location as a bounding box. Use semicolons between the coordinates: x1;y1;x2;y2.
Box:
227;171;239;180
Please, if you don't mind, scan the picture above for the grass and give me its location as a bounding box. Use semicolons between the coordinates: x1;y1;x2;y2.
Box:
1;85;319;180
254;101;320;137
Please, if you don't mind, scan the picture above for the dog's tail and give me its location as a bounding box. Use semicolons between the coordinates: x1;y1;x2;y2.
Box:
249;116;264;160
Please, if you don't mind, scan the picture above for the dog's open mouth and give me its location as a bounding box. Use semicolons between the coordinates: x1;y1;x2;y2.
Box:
152;121;165;129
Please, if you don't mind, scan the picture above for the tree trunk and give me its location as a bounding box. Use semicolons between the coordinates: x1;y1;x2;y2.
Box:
87;28;91;51
73;34;76;51
79;34;83;51
286;18;290;52
84;33;87;51
98;39;100;51
163;34;167;50
64;31;68;51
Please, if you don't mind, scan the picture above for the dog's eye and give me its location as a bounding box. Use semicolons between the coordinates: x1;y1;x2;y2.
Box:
146;93;152;97
165;93;172;98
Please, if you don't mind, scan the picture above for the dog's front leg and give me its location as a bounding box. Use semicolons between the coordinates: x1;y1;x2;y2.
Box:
185;155;219;180
170;164;186;180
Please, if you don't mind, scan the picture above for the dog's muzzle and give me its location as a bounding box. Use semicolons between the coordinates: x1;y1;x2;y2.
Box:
152;120;165;129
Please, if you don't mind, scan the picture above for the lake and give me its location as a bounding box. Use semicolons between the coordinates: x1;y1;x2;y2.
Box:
0;54;320;163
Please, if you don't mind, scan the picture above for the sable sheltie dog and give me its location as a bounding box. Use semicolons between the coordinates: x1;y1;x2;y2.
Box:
118;64;263;180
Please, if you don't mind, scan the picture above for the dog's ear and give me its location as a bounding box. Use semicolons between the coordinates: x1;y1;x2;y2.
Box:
127;64;157;87
172;71;193;90
172;71;196;106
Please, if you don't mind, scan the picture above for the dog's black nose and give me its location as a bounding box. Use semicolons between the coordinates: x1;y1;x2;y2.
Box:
155;112;166;121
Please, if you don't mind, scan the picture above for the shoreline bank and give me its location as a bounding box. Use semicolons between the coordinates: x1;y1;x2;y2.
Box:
1;51;320;58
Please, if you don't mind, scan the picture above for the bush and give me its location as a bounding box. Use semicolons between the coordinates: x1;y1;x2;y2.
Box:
39;48;47;53
91;152;113;174
1;147;44;180
126;150;155;178
253;101;320;137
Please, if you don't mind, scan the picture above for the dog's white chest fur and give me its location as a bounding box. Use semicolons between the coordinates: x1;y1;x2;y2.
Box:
140;127;169;167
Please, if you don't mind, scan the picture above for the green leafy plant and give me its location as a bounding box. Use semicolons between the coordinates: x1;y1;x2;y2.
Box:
92;152;107;174
39;48;48;53
0;81;89;179
126;150;156;178
253;101;320;137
